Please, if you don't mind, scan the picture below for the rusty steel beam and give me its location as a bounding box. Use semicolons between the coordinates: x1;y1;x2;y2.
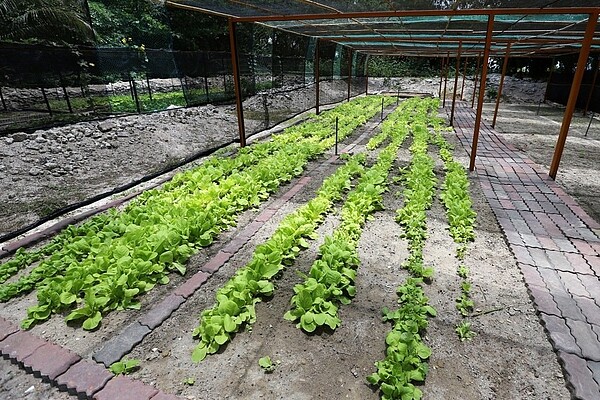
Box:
584;55;599;116
469;15;495;172
315;38;321;114
549;13;599;180
226;7;600;22
492;42;512;129
439;57;445;98
450;42;463;126
347;48;352;101
443;51;450;107
471;52;482;108
543;56;556;103
460;56;468;99
228;18;246;147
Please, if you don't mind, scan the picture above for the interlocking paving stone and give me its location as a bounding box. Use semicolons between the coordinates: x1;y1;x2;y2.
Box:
510;245;534;265
139;294;186;330
588;360;600;387
199;251;233;273
94;375;158;400
583;255;600;276
527;247;552;269
573;296;600;326
174;271;210;299
558;271;591;298
566;253;596;276
528;285;561;316
566;318;600;361
93;322;151;367
541;314;581;356
21;342;81;381
55;359;113;398
559;351;600;400
518;263;545;287
220;236;248;254
0;330;47;363
255;208;277;222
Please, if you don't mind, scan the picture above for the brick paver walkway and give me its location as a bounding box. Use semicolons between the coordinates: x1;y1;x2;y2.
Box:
450;102;600;399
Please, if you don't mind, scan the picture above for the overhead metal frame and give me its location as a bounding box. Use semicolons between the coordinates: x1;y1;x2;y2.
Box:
166;0;600;179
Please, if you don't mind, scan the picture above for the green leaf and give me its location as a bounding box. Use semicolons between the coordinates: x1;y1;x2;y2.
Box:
258;356;276;372
82;311;102;330
192;344;208;362
59;292;77;305
159;251;174;264
223;314;237;333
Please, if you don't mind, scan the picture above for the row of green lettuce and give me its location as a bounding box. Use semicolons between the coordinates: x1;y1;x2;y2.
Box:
191;97;426;361
0;95;394;331
368;97;477;400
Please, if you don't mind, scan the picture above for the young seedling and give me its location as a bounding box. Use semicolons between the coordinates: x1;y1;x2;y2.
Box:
455;321;476;341
182;377;196;386
259;356;277;373
109;358;140;375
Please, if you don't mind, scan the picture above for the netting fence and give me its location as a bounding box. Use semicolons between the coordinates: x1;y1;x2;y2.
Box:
0;22;368;137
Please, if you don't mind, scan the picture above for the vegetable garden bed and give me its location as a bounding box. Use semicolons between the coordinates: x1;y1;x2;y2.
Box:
0;96;569;399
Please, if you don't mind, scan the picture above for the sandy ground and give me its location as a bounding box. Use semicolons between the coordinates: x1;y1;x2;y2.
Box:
0;99;573;399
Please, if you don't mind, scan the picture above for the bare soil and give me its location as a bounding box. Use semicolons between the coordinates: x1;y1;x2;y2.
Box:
0;88;580;398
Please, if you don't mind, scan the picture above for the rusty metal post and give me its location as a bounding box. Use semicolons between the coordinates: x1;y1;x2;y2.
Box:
543;57;556;103
460;56;468;99
584;55;599;116
439;57;445;98
315;39;321;114
549;13;598;179
471;52;482;108
469;15;494;171
347;48;352;101
492;42;512;129
229;18;246;147
450;42;463;126
443;52;450;107
0;87;6;111
365;55;369;95
41;88;52;116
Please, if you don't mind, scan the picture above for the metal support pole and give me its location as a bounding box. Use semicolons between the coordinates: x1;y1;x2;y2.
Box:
41;88;52;116
347;49;352;101
439;57;445;98
492;42;511;129
229;18;246;147
584;56;599;116
204;75;210;102
315;39;321;115
443;52;449;107
471;52;482;108
180;77;189;106
59;73;73;113
543;57;556;103
0;87;6;110
586;112;595;136
146;74;153;101
365;55;369;95
549;13;598;179
460;56;468;99
131;76;141;113
450;42;463;126
335;116;339;155
469;15;494;172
